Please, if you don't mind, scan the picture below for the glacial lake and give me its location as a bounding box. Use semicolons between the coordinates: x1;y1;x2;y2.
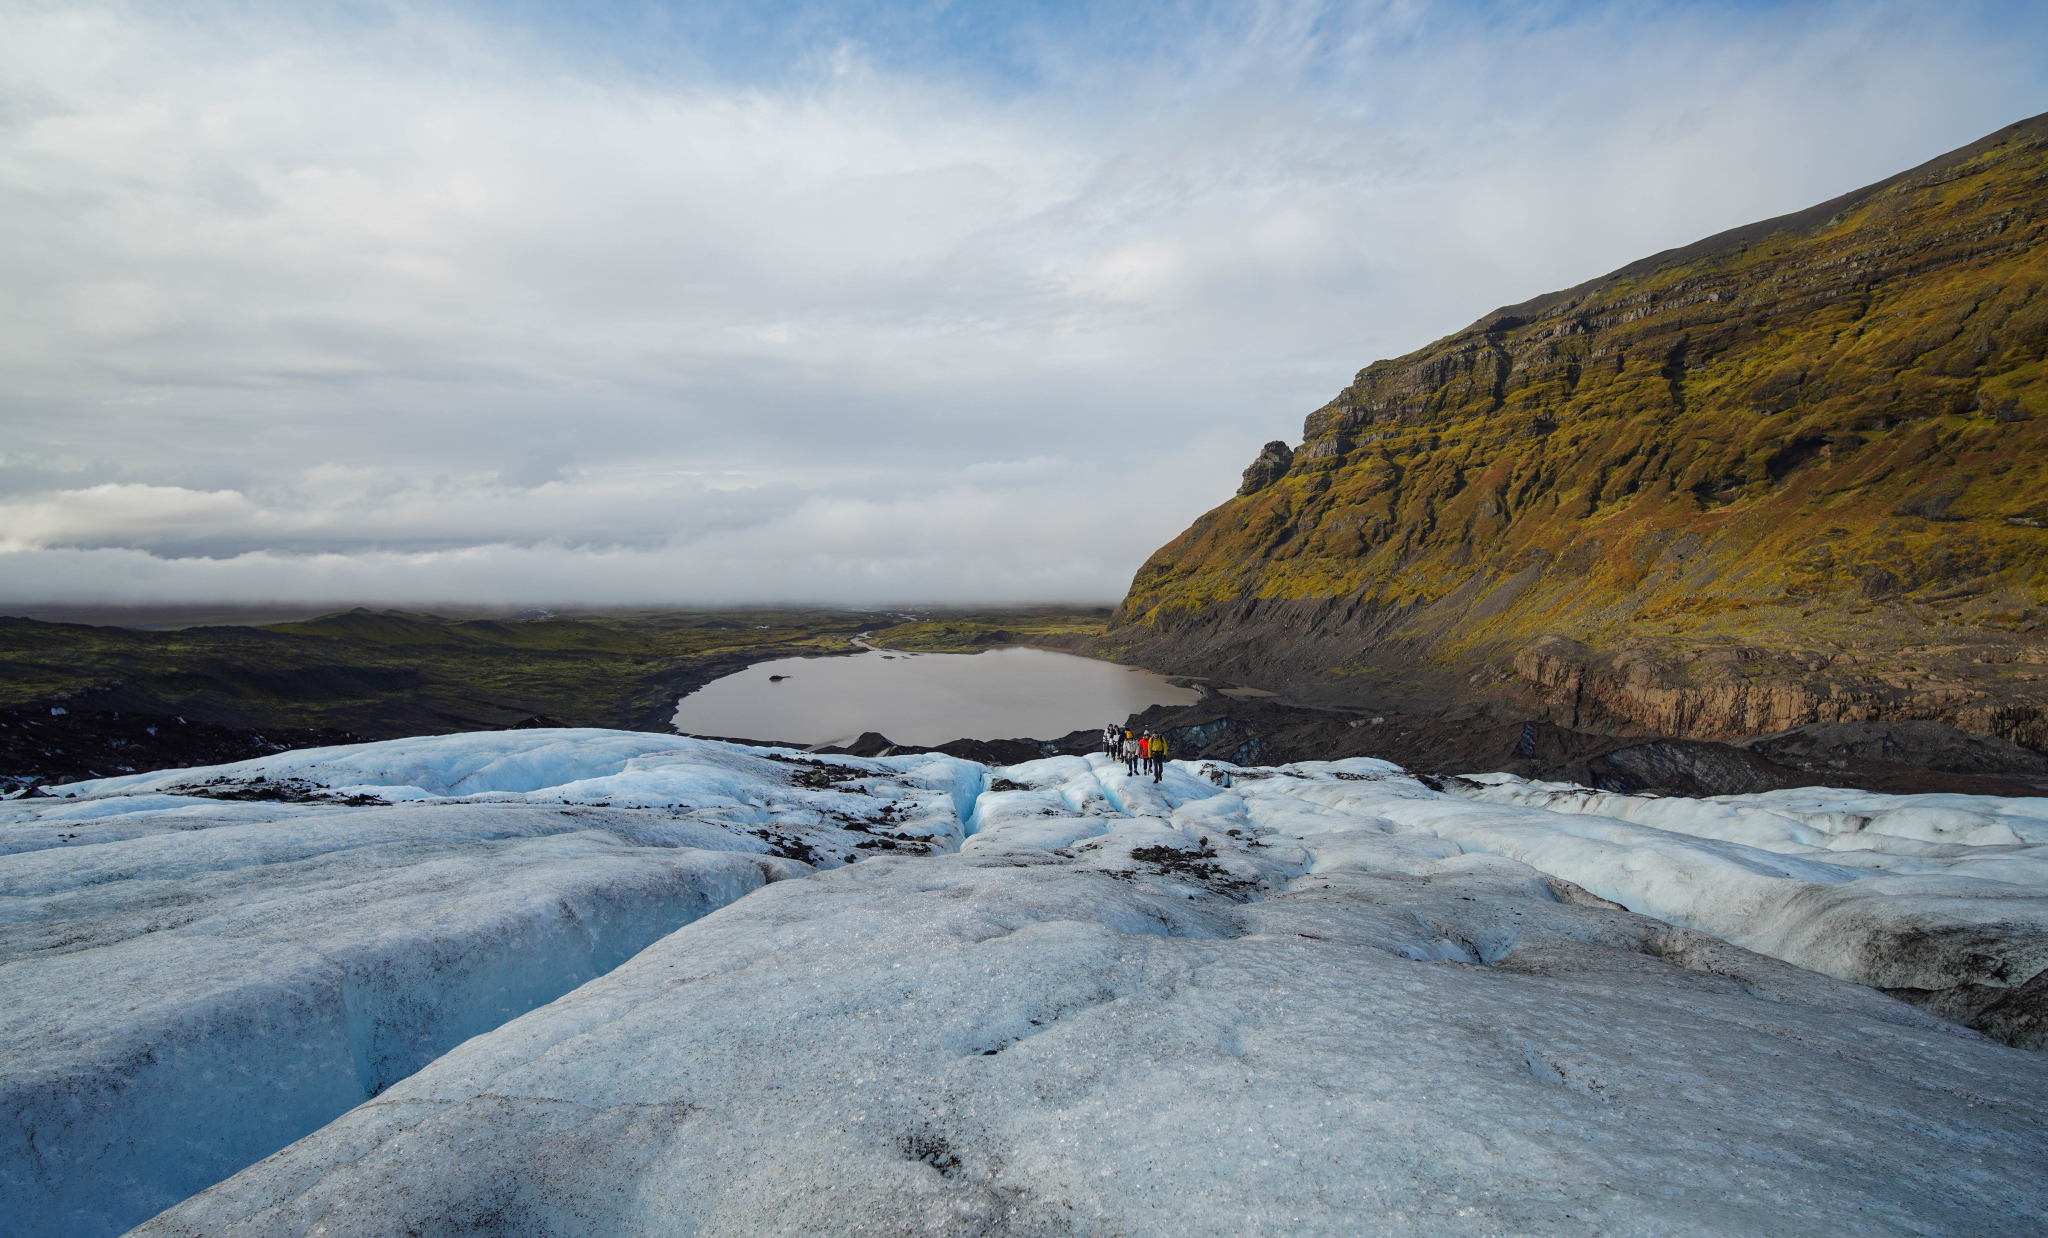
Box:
671;646;1202;747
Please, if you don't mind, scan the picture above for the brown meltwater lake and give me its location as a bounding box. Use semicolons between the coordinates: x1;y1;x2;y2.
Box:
671;646;1201;747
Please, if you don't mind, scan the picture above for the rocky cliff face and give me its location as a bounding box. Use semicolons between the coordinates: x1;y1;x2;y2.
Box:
1112;114;2048;752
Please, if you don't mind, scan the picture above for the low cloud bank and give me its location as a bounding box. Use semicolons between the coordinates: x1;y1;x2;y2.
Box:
0;543;1117;610
0;443;1245;606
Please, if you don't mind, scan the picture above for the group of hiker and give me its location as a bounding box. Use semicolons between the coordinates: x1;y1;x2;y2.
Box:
1102;722;1169;783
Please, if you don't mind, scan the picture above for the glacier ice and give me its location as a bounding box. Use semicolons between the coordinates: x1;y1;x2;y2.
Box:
132;752;2047;1236
1428;772;2048;1012
5;734;2048;1235
2;733;985;1238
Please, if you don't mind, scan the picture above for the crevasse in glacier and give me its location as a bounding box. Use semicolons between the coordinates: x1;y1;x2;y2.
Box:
2;733;985;1238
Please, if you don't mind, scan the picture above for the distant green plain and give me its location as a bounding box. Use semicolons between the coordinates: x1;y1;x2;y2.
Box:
0;607;1111;738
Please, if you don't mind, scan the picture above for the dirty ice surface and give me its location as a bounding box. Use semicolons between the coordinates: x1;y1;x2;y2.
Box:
5;733;2047;1236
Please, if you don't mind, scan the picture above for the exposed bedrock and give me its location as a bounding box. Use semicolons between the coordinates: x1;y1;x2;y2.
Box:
1237;439;1295;495
1109;113;2048;756
1103;592;2048;758
1509;633;2048;751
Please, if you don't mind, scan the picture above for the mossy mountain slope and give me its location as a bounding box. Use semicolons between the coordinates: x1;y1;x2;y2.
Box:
1114;114;2048;751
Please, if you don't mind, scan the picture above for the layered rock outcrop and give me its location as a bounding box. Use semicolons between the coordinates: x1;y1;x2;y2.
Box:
1238;440;1294;495
1112;113;2048;753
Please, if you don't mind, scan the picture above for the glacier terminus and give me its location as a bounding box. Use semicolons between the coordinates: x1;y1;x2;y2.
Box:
4;729;2046;1236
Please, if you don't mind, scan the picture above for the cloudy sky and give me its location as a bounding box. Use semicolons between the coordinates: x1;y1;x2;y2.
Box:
2;0;2044;609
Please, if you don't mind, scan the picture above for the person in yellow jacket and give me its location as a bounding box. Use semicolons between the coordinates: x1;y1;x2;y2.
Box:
1148;732;1167;782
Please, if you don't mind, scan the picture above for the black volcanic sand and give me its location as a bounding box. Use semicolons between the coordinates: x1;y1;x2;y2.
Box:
0;706;364;794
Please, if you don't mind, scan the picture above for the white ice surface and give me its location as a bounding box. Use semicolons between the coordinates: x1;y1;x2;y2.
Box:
30;728;983;842
133;755;2047;1237
1460;770;2048;849
1190;763;2048;999
12;736;2048;1235
3;732;985;1238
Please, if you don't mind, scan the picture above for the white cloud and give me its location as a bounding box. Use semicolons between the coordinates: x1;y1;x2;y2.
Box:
67;281;181;338
0;435;1247;604
0;484;257;552
0;1;2043;606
